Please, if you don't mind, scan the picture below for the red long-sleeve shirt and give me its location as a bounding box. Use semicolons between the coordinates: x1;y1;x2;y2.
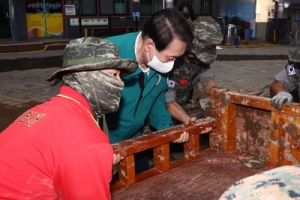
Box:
0;86;113;199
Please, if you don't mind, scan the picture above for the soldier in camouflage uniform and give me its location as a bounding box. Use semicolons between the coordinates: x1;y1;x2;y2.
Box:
0;37;138;199
270;48;300;109
219;165;300;199
165;16;223;124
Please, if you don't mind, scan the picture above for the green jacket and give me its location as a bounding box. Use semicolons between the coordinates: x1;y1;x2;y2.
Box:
106;32;173;144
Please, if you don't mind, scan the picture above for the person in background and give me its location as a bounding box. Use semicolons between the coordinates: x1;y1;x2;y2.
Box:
178;2;197;25
105;8;194;172
0;37;138;199
270;48;300;109
165;14;223;125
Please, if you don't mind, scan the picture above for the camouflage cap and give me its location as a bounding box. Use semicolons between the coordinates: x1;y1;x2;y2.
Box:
220;165;300;200
47;37;138;83
288;48;300;62
191;16;223;64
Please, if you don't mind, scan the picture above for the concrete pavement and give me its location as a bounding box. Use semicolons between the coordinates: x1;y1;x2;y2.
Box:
0;43;296;107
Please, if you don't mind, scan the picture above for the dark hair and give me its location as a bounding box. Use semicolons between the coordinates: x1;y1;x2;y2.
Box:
178;2;197;21
142;8;194;52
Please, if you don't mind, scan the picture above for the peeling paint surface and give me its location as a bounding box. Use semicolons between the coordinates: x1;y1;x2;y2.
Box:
234;105;271;162
241;99;249;106
210;88;300;167
112;152;271;200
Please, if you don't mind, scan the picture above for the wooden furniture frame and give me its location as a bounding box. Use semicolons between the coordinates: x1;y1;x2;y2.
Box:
210;88;300;168
110;87;300;192
110;117;219;191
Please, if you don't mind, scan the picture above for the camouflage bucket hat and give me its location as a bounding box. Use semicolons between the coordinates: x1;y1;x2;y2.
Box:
191;16;223;64
220;165;300;200
47;37;138;83
287;48;300;84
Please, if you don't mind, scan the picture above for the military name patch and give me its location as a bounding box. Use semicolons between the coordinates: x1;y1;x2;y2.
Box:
180;79;188;85
168;80;175;88
18;110;46;127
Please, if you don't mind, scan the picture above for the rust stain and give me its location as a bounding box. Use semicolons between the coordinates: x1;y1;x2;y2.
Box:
278;139;285;149
234;105;271;161
213;92;221;100
272;120;279;130
270;130;276;141
283;123;300;140
218;147;226;152
221;93;230;106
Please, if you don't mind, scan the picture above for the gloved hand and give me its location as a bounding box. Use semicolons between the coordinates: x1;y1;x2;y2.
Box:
271;91;293;110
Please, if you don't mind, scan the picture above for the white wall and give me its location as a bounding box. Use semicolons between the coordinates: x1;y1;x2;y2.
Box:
256;0;275;22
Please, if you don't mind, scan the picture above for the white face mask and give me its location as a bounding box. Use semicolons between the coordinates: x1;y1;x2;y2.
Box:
147;45;174;73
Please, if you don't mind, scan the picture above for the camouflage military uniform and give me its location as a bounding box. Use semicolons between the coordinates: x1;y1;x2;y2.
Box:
219;165;300;199
165;16;223;113
166;54;213;106
275;48;300;94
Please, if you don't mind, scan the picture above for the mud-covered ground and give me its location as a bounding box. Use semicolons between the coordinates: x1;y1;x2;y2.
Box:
0;56;62;132
0;102;39;132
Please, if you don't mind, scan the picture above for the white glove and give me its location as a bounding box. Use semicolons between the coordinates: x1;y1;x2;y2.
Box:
271;91;293;109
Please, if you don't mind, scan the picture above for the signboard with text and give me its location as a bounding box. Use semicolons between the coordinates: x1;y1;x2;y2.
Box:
26;0;62;13
70;18;108;26
65;5;76;15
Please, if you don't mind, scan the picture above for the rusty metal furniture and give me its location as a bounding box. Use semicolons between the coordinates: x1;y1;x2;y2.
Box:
111;88;300;197
110;117;219;191
210;88;300;167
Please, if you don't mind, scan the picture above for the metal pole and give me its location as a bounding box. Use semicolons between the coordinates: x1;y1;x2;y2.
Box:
225;0;232;25
152;0;154;14
108;16;112;36
42;0;48;37
135;16;138;31
79;0;82;37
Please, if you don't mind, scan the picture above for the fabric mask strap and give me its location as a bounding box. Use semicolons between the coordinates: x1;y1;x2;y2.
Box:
86;72;109;136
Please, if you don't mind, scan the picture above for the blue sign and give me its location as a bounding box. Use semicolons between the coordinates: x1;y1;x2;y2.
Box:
132;12;140;19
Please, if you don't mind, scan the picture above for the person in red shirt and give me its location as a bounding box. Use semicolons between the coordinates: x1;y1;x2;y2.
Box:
0;37;138;200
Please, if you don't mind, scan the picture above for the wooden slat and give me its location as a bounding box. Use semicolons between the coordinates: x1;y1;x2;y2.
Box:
268;111;281;167
170;157;188;168
118;155;135;185
184;134;200;160
110;117;219;191
226;103;237;152
112;117;220;157
153;143;170;172
135;168;161;182
210;88;300;168
218;90;300;116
